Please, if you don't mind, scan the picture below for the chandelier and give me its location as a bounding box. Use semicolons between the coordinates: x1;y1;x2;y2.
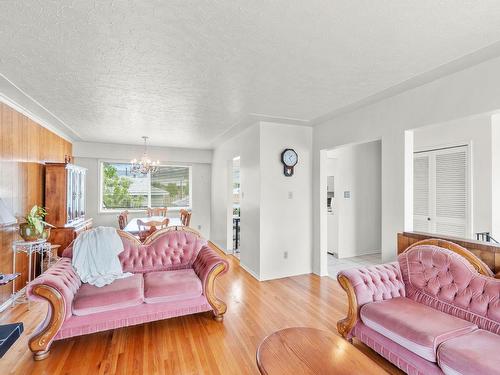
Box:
130;136;160;176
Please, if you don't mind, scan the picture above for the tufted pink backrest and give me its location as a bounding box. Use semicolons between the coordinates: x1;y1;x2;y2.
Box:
339;263;406;307
399;245;500;334
27;258;81;321
119;230;207;273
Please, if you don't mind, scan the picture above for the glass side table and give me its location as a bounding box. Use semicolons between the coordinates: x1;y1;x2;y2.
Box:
11;239;52;307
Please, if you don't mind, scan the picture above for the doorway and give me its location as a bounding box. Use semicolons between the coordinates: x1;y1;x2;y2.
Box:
323;140;382;277
232;157;241;258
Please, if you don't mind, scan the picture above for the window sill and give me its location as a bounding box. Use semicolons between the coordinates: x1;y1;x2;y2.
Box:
99;207;191;215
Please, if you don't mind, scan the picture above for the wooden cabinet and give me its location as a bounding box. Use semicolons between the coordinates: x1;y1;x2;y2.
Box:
47;218;93;255
45;163;93;254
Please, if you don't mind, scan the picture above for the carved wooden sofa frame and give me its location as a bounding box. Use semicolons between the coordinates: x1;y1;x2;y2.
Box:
337;239;494;340
28;226;228;360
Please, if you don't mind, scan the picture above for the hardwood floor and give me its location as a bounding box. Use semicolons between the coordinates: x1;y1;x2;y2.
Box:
0;255;403;375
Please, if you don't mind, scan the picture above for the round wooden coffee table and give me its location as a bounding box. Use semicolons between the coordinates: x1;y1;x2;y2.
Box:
256;327;387;375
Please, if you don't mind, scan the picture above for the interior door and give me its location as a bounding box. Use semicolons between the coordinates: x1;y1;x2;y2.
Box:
413;145;470;238
434;147;469;237
413;154;431;232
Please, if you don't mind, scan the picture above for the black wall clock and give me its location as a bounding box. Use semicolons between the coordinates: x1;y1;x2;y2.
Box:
281;149;298;176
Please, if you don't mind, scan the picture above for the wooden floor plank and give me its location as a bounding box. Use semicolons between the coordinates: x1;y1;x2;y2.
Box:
0;256;403;374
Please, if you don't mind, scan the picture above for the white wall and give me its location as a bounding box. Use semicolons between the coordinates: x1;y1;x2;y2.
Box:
414;115;492;237
74;142;212;164
313;54;500;276
491;115;500;240
211;122;313;280
326;140;381;258
73;141;212;238
259;122;312;281
211;123;261;278
326;158;339;254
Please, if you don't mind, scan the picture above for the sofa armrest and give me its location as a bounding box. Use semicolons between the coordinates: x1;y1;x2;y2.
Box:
192;245;229;321
26;258;81;360
337;262;405;339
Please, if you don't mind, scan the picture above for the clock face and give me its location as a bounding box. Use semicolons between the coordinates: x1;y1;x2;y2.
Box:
282;149;298;167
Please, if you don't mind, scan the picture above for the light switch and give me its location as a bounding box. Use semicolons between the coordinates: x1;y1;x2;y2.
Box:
344;191;351;199
288;191;293;199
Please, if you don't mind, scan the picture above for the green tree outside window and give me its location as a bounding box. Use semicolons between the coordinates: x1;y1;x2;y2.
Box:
102;164;145;208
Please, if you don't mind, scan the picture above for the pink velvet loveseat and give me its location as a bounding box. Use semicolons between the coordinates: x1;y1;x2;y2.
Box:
337;239;500;375
26;227;229;360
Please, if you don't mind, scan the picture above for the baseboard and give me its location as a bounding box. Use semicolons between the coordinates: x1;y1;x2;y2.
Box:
239;262;260;281
259;269;313;281
0;287;24;313
0;298;12;313
313;269;329;277
338;250;381;259
210;240;232;255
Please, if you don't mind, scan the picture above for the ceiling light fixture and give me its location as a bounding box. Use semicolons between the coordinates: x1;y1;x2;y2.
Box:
130;136;160;176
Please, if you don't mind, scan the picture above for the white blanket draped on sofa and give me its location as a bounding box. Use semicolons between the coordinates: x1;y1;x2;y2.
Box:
72;226;132;287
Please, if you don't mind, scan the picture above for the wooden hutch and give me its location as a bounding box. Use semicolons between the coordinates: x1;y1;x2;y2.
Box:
45;163;93;255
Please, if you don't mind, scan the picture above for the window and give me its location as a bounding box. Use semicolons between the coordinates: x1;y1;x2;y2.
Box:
100;162;191;211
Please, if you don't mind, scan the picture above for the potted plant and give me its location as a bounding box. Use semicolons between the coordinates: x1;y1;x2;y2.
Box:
19;205;54;241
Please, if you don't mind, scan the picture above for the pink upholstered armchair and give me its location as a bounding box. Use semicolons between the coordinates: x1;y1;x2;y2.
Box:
26;227;228;360
337;239;500;375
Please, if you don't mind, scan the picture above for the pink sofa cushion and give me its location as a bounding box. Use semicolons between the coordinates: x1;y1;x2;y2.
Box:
354;323;443;375
399;245;500;334
73;274;144;316
437;329;500;375
119;231;207;273
360;297;477;362
144;269;202;304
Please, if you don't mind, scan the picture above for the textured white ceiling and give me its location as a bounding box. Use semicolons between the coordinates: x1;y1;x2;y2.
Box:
2;1;500;148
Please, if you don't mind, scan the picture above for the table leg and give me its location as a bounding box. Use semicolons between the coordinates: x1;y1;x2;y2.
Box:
47;244;52;270
27;246;32;310
40;248;44;274
11;245;16;303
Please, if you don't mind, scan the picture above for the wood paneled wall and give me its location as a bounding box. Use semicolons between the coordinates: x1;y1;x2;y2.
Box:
0;102;72;305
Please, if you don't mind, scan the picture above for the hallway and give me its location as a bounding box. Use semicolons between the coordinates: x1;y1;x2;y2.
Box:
327;253;382;278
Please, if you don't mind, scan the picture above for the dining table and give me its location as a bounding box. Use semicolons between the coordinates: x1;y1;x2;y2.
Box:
123;216;183;235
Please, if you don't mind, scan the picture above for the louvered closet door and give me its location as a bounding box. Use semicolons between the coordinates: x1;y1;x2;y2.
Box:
413;146;470;238
413;155;431;232
434;147;469;237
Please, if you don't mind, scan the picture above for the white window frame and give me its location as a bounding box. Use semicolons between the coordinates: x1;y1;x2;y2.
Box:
98;159;193;213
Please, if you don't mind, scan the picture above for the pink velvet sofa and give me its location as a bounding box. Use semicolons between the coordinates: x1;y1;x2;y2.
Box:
26;227;229;360
337;239;500;375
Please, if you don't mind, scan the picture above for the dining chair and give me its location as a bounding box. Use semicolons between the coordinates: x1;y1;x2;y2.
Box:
137;218;170;242
117;210;129;230
146;207;168;217
180;209;192;227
